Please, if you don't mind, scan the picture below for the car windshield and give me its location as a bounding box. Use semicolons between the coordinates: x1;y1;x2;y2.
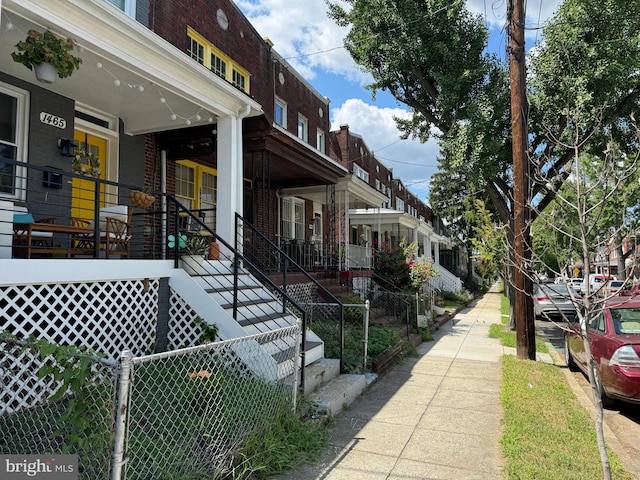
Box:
610;308;640;335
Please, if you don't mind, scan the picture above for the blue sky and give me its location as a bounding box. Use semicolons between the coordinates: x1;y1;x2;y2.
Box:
236;0;561;203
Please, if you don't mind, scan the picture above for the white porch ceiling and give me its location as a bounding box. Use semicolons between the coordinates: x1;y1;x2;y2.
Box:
1;0;262;135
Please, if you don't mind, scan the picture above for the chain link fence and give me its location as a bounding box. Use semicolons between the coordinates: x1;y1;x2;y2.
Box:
1;325;300;479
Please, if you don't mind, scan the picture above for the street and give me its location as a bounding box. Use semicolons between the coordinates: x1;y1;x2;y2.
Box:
535;319;640;477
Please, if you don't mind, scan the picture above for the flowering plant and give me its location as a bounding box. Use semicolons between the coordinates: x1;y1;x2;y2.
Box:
72;150;101;178
373;239;438;292
12;29;82;78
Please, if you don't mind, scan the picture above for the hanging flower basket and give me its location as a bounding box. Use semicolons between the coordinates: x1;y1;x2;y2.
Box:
34;62;57;83
12;29;82;82
130;190;155;209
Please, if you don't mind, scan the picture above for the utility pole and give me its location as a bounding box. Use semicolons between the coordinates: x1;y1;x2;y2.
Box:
509;0;536;359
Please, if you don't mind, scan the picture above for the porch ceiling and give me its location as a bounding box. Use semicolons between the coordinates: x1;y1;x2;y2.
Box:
1;0;262;135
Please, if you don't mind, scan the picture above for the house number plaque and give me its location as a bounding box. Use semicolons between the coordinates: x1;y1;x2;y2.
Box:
40;112;66;129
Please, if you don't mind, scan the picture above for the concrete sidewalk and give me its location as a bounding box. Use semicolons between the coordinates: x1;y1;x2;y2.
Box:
273;286;508;479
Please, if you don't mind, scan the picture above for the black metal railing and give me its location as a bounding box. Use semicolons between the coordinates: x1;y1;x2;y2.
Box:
236;213;346;374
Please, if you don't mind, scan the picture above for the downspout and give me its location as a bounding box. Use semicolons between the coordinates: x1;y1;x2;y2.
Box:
161;149;167;260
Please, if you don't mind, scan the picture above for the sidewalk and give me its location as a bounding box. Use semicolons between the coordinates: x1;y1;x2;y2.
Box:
273;286;508;479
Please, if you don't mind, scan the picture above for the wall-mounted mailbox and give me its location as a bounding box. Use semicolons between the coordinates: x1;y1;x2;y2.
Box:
43;167;63;189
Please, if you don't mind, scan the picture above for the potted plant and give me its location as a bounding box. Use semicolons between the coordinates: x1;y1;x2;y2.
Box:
129;189;155;209
12;29;82;83
177;233;209;274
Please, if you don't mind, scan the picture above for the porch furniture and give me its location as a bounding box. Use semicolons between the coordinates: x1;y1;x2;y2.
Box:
73;205;133;258
13;222;95;258
12;205;58;258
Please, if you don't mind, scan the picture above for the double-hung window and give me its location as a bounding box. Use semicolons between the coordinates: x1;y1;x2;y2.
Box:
0;83;28;199
107;0;136;18
297;114;308;142
275;98;287;127
281;197;305;240
316;129;325;153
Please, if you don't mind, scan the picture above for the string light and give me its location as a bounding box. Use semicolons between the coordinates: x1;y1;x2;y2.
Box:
3;12;214;126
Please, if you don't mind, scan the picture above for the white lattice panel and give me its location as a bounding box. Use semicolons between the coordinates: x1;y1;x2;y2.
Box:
0;280;159;360
167;291;204;350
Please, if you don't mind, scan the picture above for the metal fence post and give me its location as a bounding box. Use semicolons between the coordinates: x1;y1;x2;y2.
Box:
363;300;370;372
112;350;133;480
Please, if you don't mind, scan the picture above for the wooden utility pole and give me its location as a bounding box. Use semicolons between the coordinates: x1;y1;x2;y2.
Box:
509;0;536;359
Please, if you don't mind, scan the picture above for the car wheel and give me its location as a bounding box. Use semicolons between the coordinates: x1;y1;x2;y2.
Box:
564;335;578;372
591;366;615;408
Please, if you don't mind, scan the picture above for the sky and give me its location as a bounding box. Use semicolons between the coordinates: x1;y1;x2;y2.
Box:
236;0;562;204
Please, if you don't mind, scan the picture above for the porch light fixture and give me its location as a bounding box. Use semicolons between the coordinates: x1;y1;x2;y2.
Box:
58;138;78;157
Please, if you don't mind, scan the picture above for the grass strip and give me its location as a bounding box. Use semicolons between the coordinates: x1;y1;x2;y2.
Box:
491;294;548;353
501;355;632;479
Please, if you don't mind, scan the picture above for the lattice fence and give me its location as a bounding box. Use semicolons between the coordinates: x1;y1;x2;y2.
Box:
0;280;159;360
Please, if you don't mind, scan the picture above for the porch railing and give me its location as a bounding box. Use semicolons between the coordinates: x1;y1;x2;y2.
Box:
236;213;346;373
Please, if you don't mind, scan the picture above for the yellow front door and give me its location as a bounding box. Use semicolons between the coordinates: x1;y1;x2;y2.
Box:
71;131;107;220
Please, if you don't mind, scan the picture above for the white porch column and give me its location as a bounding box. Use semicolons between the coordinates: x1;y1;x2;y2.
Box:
413;221;419;256
434;240;440;265
344;189;350;270
426;236;432;262
216;114;242;245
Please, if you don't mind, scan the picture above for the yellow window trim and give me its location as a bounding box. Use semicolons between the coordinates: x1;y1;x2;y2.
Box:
187;26;251;94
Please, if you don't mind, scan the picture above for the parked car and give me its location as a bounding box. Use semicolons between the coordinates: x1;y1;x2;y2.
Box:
619;282;640;297
533;283;581;320
588;274;616;296
568;277;584;295
565;297;640;406
604;280;629;297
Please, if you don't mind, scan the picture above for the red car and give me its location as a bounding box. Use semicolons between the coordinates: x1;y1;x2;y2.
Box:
565;297;640;406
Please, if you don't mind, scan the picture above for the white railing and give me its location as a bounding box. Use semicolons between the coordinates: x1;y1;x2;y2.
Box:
345;244;372;269
428;264;463;293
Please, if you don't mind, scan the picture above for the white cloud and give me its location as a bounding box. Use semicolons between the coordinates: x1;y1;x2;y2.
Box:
331;99;439;201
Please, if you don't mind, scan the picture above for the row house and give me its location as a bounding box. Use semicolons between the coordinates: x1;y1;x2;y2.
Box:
0;0;461;376
328;125;456;277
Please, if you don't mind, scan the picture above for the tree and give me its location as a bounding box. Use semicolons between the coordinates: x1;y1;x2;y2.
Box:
533;115;640;480
328;0;640;357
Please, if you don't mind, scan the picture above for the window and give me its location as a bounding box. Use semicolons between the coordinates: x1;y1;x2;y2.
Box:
187;27;250;93
187;37;204;64
176;160;217;231
353;164;369;183
0;83;27;199
297;114;308;142
375;179;380;190
232;69;246;91
210;53;227;78
275;98;287;127
396;198;405;212
316;129;325;153
282;197;305;240
107;0;136;18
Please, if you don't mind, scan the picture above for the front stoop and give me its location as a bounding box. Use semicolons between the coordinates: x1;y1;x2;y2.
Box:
308;372;376;418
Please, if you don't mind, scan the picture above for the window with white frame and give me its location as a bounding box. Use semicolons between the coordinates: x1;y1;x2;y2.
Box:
353;164;369;183
107;0;136;18
316;129;325;153
375;179;380;190
297;114;308;142
281;197;305;240
0;83;28;199
275;98;287;127
396;198;405;212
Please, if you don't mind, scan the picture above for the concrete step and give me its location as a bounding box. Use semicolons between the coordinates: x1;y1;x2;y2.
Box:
308;372;377;417
303;358;340;396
